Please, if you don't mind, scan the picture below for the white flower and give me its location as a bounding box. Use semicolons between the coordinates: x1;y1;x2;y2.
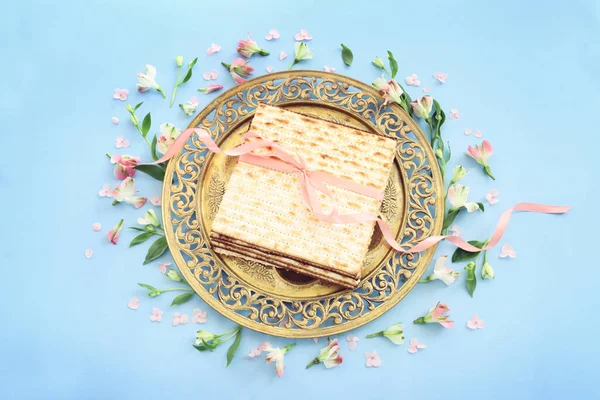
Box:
381;322;405;345
447;184;480;212
423;255;460;285
180;96;199;116
137;209;160;226
136;64;165;97
157;123;182;154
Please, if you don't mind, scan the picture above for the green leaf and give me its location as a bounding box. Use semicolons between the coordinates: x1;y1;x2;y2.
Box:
451;240;487;263
442;209;460;230
477;202;485;212
445;141;451;162
141;113;151;137
138;283;158;292
464;262;477;297
143;236;168;265
387;51;398;79
150;134;159;161
129;227;148;232
129;232;154;247
134;102;143;111
194;338;218;352
171;291;194;306
226;328;242;367
180;58;198;84
340;44;354;66
134;165;165;181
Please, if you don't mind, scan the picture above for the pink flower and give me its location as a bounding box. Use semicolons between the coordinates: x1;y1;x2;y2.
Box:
467;314;485;329
98;184;113;197
158;262;171;274
265;29;280;40
306;338;343;369
115;136;129;148
347;334;359;351
107;219;124;245
206;43;221;55
404;74;420;86
485;189;499;205
407;338;426;354
128;297;140;310
113;88;129;101
92;222;101;231
413;301;454;328
294;29;312;41
411;96;434;120
150;195;161;206
265;345;294;378
110;154;140;180
192;308;207;324
279;52;288;61
434;72;448;83
172;312;189;326
372;76;404;107
198;84;223;94
202;70;218;80
150;308;163;322
500;243;517;258
324;65;336;72
466;140;495;180
449;108;460;119
156;123;182;154
248;342;271;358
85;249;93;259
230;58;254;76
112;177;146;208
111;117;120;125
365;351;381;368
236;34;269;58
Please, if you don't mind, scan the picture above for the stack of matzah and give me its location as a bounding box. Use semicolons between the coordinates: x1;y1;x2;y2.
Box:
210;104;397;288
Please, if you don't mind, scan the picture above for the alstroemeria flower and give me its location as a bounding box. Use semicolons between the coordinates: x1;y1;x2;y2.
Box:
365;352;381;368
407;338;426;354
404;74;420;86
372;76;404;107
192;308;207;324
420;255;460;285
413;302;454;328
411;96;433;120
500;243;516;258
265;29;280;40
137;209;160;227
198;84;223;94
289;42;313;69
347;334;359;351
113;88;129;101
306;338;343;369
156;123;182;154
236;34;270;57
294;29;312;41
206;43;221;55
434;71;448;83
447;184;480;212
150;308;163;322
467;314;485;329
172;312;189;326
366;322;405;345
112;177;146;208
265;344;295;378
450;165;468;185
136;64;166;97
485;189;499;205
481;260;495;279
222;58;254;84
110;154;140;180
180;96;199;116
466;140;495;180
107;219;124;245
195;330;218;345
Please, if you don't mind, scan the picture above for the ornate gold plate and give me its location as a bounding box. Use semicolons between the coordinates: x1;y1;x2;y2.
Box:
162;71;443;338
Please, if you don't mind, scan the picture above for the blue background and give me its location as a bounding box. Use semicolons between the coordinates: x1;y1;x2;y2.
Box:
1;0;598;399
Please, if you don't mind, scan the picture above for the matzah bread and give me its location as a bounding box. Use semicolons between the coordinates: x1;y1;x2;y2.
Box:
210;104;396;288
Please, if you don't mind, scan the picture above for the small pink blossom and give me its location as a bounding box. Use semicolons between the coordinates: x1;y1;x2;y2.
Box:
192;308;207;324
466;140;495;179
414;301;454;328
228;58;254;84
347;334;359;351
265;29;280;40
404;74;420;86
128;297;140;310
92;222;101;231
407;338;426;354
294;29;312;41
467;314;485;329
172;312;189;326
115;136;129;148
150;308;163;322
324;65;336;72
111;117;120;125
110;154;140;180
474;130;483;138
464;129;473;136
85;249;93;259
365;352;381;368
98;184;113;197
485;189;499;205
236;34;269;58
158;262;171;274
202;70;218;80
423;87;430;93
198;84;223;94
206;43;221;55
449;225;461;236
434;71;448;83
279;52;288;61
307;338;343;369
150;195;161;206
266;65;273;73
449;109;460;119
248;342;271;358
411;96;434;119
500;243;517;258
113;88;129;101
372;76;405;107
107;219;124;245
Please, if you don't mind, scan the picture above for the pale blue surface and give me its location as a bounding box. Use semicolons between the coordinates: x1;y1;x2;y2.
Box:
1;0;599;399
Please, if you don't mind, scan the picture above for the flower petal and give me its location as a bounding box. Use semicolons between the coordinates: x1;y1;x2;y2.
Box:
112;117;119;125
128;297;140;310
266;65;273;73
474;130;483;138
500;243;517;258
92;222;101;231
279;52;287;61
84;249;93;259
464;129;473;136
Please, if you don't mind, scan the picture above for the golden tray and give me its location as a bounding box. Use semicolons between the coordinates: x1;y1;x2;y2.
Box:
162;71;443;338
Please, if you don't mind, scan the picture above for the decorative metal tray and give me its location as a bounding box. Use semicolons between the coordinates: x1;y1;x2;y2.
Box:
162;71;443;338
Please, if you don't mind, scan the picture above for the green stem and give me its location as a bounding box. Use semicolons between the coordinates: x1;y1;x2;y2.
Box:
305;357;320;369
169;65;182;107
418;276;433;283
365;331;384;338
288;59;297;70
413;317;426;324
258;49;270;56
157;87;166;98
221;62;231;70
282;343;296;352
157;288;193;295
217;326;241;340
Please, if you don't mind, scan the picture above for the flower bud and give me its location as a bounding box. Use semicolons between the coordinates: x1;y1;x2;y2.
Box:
481;261;495;279
372;56;385;69
176;56;184;67
450;165;468;184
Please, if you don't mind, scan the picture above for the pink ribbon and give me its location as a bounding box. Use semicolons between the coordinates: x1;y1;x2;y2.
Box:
155;128;571;254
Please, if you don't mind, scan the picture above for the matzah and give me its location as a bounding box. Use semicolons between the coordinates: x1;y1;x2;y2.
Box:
210;104;397;288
